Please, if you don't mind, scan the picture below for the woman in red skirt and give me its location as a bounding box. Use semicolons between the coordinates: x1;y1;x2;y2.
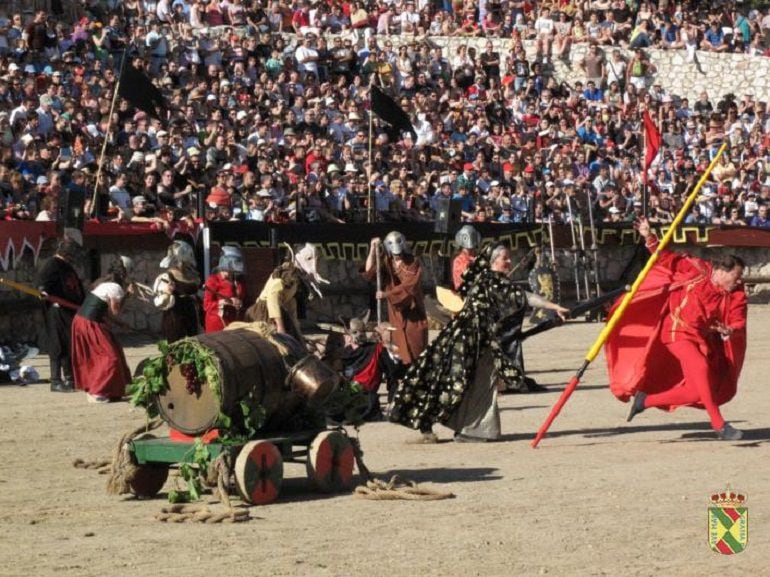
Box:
71;257;133;403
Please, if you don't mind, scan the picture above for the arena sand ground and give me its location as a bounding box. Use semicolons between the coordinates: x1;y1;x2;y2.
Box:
2;306;769;577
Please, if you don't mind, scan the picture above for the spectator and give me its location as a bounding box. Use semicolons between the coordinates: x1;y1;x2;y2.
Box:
749;204;770;228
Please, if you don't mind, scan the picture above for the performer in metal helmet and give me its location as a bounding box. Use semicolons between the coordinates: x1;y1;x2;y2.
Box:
153;241;201;342
452;225;482;291
363;231;426;366
362;231;428;417
36;238;85;392
71;257;134;403
382;230;409;256
203;246;246;333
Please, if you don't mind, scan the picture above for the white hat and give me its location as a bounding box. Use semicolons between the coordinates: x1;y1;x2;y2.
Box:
490;180;500;186
608;206;620;214
156;130;168;137
257;189;272;197
344;163;357;173
8;63;19;72
187;146;201;156
236;110;249;121
327;163;341;173
348;112;361;121
132;195;147;205
206;94;217;101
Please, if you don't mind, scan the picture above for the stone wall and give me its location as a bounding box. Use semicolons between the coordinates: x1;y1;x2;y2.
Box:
366;35;769;103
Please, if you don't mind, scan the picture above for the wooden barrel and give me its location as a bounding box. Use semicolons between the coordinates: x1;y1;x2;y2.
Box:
156;329;305;435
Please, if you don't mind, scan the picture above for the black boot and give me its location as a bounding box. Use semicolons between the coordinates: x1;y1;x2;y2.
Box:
51;378;76;393
626;391;647;422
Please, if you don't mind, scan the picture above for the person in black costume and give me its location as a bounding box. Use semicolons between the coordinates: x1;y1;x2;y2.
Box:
37;238;85;392
390;244;567;443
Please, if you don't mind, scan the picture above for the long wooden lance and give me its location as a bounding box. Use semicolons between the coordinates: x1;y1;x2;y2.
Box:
0;277;157;337
531;142;728;448
0;277;79;310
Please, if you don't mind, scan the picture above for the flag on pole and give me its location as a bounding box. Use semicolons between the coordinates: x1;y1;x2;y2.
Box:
643;110;661;184
370;85;416;142
118;61;168;119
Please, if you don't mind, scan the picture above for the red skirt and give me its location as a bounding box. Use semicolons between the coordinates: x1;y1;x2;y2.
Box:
71;316;131;399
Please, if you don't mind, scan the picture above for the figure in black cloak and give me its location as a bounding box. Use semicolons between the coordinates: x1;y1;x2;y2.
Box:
390;244;568;443
37;238;85;392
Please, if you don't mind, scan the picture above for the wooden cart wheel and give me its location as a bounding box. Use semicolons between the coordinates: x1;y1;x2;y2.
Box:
234;440;283;505
128;465;169;499
306;431;355;493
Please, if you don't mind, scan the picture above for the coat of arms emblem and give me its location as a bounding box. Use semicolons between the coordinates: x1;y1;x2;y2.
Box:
708;487;748;555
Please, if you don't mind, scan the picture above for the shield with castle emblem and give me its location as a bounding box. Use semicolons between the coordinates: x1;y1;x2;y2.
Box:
708;487;748;555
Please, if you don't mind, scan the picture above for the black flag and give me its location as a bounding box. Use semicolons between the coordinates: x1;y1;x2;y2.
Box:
118;62;168;119
371;85;416;142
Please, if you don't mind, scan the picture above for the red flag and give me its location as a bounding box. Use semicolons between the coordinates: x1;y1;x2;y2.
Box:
643;110;661;183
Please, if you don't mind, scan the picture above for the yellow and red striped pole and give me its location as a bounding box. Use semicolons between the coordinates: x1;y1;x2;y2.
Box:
531;142;727;448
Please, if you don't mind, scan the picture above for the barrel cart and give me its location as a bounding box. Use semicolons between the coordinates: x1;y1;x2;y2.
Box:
125;328;358;505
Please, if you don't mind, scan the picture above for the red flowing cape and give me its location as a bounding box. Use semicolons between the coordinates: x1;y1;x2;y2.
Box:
604;250;747;410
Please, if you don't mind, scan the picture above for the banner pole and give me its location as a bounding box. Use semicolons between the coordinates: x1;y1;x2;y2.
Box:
89;47;128;219
367;84;375;224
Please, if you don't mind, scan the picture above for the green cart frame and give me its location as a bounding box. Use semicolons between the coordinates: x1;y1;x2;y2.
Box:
128;428;357;505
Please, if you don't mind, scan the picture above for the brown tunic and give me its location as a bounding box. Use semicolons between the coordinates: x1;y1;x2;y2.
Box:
362;254;428;365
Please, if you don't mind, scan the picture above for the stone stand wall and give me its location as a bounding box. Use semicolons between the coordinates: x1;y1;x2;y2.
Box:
380;35;770;103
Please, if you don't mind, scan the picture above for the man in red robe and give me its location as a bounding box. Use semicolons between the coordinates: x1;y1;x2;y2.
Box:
606;217;747;441
203;247;247;333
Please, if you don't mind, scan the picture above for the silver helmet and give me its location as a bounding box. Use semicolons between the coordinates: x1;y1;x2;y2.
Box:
455;225;481;250
383;231;408;256
160;241;196;268
217;246;244;273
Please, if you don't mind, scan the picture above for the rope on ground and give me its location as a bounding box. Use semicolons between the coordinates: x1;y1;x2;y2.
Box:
347;430;454;501
154;503;251;524
354;475;455;501
72;458;112;474
212;453;233;513
106;418;163;495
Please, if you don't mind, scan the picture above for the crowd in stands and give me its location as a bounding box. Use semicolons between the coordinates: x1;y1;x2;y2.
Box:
1;0;770;230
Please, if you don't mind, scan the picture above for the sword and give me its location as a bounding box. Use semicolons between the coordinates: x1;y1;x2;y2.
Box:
0;277;80;310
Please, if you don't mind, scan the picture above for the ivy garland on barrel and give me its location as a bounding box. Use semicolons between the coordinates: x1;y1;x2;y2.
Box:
127;338;268;502
127;338;368;503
